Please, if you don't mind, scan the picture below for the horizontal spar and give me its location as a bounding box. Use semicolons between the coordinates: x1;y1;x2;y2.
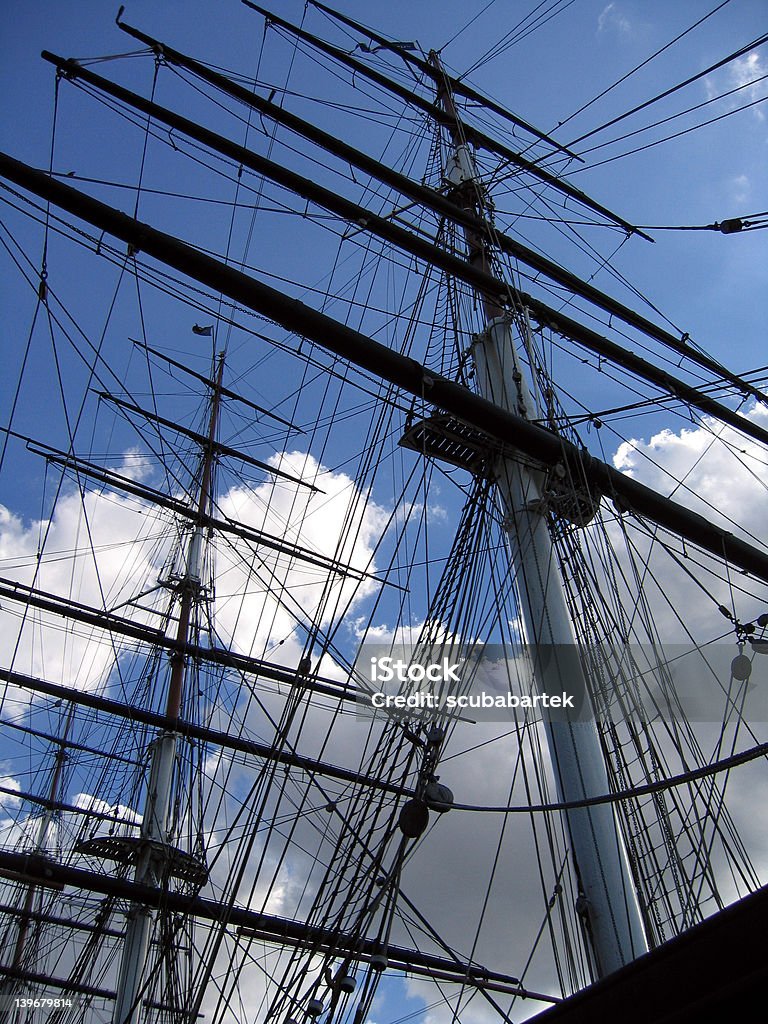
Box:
95;391;320;489
132;340;303;432
0;965;115;1002
2;150;767;583
0;902;122;938
0;852;555;1001
37;55;768;448
0;576;358;703
114;19;762;402
1;668;407;797
16;431;382;585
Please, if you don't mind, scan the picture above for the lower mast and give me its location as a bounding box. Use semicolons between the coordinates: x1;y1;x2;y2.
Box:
429;52;648;977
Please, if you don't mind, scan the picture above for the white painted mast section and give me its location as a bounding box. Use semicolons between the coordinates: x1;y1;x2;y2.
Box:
471;320;647;976
430;51;647;976
112;353;223;1024
112;735;179;1024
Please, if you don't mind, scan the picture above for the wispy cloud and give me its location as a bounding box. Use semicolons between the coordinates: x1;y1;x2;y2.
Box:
598;3;632;36
705;51;767;122
732;52;765;91
730;173;751;206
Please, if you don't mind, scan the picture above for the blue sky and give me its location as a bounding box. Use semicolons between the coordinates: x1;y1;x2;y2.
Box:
2;1;766;481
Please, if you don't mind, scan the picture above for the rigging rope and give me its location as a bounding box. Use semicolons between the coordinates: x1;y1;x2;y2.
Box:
451;739;768;814
565;27;768;148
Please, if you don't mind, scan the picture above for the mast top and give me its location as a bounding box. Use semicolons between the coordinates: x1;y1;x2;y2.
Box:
240;2;653;241
307;0;584;163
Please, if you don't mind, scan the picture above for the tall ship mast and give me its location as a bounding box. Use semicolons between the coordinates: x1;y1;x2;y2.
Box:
0;3;766;1022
